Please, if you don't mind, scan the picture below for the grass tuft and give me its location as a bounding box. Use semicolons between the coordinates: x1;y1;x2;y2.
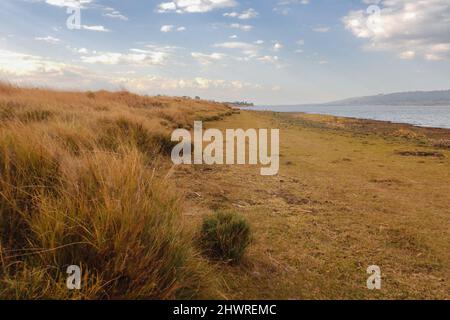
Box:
199;211;252;263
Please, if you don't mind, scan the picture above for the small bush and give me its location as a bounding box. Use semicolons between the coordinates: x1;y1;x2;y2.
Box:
200;211;251;263
86;91;96;99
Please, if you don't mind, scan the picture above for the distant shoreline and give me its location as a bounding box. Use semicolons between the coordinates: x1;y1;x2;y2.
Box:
245;110;450;144
241;105;450;130
288;110;450;132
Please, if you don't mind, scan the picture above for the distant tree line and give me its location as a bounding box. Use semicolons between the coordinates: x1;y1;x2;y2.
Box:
225;101;254;107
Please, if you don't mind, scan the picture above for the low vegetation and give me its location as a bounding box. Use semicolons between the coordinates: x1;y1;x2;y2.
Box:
176;110;450;299
0;83;231;299
200;211;252;263
1;82;449;300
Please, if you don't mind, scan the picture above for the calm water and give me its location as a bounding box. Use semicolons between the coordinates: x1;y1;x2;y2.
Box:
250;105;450;129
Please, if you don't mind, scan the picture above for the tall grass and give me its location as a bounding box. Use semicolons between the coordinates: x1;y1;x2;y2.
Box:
0;83;231;299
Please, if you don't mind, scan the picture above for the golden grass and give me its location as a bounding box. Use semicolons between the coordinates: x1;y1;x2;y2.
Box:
3;82;448;300
0;83;231;299
176;110;450;299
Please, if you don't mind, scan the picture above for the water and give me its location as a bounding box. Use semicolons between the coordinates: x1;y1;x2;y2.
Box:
249;105;450;129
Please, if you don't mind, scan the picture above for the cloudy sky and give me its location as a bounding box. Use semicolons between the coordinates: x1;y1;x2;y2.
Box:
1;0;450;104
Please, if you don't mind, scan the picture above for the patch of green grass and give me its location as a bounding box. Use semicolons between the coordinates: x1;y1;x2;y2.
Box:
200;211;252;263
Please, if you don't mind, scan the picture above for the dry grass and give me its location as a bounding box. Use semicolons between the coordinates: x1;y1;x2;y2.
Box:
0;83;231;299
175;110;450;299
199;211;252;263
432;139;450;149
3;82;448;300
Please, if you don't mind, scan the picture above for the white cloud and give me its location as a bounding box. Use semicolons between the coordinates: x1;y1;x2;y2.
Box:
258;55;279;64
213;41;260;56
425;53;445;61
35;36;61;44
229;23;253;31
273;42;283;52
157;0;237;13
0;49;262;95
113;76;261;92
191;52;226;65
44;0;93;8
82;25;110;32
80;50;169;66
41;1;126;25
398;50;416;60
343;0;450;61
161;25;174;33
161;25;186;32
213;41;283;66
103;8;128;21
0;49;74;76
223;8;259;20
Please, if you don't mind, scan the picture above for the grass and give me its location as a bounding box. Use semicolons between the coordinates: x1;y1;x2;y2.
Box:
176;110;450;299
1;82;449;300
0;83;231;299
200;211;252;263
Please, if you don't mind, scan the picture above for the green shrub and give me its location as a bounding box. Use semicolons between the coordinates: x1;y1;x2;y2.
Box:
200;211;251;263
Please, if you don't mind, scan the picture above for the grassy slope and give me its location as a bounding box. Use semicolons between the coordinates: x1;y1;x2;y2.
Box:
177;110;450;299
0;84;232;299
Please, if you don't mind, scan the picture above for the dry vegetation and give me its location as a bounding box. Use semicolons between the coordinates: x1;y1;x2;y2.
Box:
176;111;450;299
1;82;448;300
0;83;232;299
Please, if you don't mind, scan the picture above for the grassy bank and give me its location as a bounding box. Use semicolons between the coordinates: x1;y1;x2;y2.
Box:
0;83;231;299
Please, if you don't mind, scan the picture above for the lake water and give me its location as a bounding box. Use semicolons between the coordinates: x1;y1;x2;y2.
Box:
249;105;450;129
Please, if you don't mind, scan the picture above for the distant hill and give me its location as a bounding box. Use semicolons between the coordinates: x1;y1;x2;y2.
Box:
325;90;450;106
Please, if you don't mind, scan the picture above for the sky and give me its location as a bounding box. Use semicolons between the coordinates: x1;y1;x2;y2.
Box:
0;0;450;105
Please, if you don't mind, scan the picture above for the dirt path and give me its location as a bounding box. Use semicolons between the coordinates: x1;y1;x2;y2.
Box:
176;110;450;299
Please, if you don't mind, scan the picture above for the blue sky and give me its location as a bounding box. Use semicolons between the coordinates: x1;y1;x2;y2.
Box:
1;0;450;104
